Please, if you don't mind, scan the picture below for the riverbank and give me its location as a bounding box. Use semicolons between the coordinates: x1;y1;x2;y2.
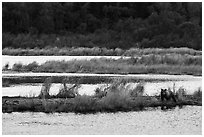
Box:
3;54;202;76
2;47;202;56
2;95;202;114
2;76;202;113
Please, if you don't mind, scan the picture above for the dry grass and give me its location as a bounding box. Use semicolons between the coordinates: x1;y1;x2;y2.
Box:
2;80;202;113
38;77;52;99
8;53;202;76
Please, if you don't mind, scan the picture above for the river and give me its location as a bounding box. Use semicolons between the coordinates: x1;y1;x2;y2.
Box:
2;73;202;97
2;80;202;97
2;106;201;135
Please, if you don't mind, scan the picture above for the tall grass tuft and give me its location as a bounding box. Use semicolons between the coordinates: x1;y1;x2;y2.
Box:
193;87;202;99
56;78;80;98
38;77;52;99
94;85;108;98
129;83;145;97
176;87;187;101
95;79;146;111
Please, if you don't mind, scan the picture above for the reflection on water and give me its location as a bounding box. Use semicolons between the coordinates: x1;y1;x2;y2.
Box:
2;80;202;97
2;106;202;135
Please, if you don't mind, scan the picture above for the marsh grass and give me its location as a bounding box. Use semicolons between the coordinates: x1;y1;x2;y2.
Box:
124;47;202;56
2;80;11;87
38;77;52;99
3;47;201;56
8;54;202;75
56;78;80;98
93;79;147;111
176;87;187;101
2;80;202;113
192;87;202;101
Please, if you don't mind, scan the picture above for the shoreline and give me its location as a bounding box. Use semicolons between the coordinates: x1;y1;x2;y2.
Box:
2;95;202;114
3;72;201;86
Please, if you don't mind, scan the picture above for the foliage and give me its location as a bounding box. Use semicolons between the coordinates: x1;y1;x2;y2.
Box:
2;2;202;50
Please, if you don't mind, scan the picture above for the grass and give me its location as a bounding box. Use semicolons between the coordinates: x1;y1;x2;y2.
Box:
2;47;124;56
2;79;202;114
124;47;202;56
3;47;201;56
38;77;52;99
2;76;114;86
4;53;202;76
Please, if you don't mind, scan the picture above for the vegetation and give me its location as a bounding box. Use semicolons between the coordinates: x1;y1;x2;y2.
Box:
3;2;202;50
2;76;114;86
2;47;202;56
38;77;52;99
56;78;80;98
5;53;201;76
2;79;202;113
2;2;202;113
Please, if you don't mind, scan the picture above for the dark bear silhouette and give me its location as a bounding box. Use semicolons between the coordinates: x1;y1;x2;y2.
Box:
161;88;177;102
160;88;177;110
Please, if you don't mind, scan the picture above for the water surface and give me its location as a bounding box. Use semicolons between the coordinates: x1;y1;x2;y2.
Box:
2;80;202;97
2;106;201;135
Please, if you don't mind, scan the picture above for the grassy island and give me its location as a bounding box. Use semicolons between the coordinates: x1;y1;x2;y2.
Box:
2;79;202;114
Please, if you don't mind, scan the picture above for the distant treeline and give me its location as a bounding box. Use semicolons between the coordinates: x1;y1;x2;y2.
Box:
2;2;202;50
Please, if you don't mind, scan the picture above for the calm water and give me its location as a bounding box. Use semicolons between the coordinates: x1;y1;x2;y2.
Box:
2;80;202;97
3;55;202;97
2;106;202;135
